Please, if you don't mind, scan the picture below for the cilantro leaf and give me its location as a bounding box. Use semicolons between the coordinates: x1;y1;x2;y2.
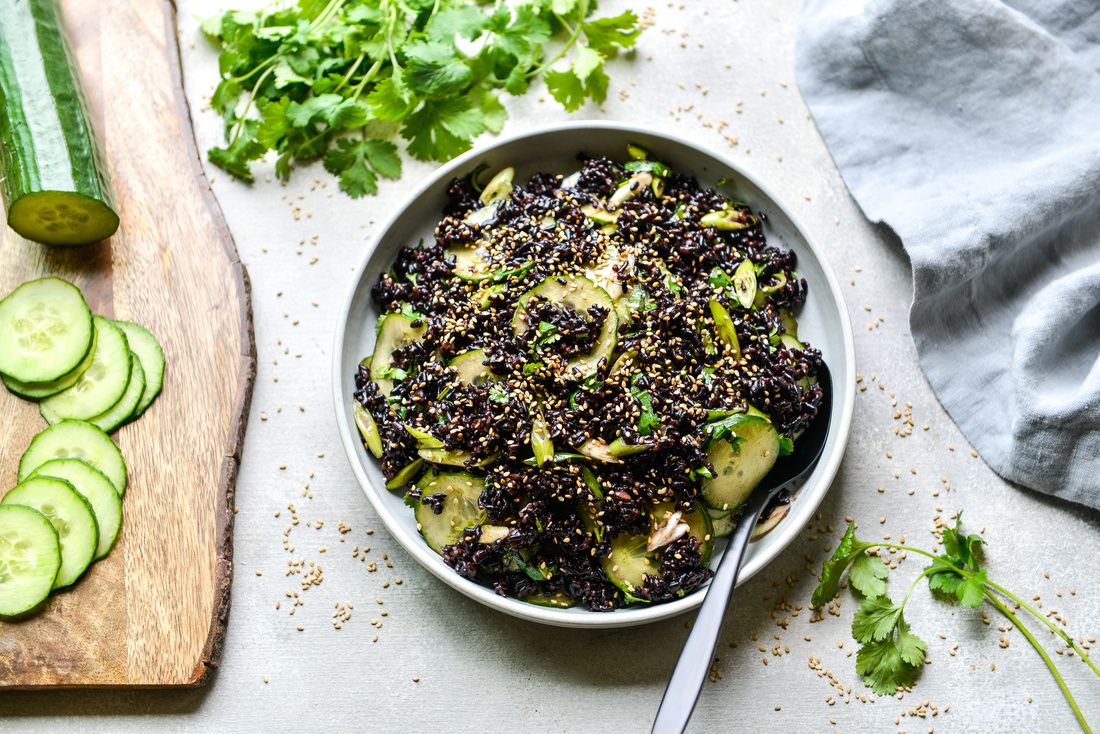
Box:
402;98;485;161
848;553;889;599
545;69;587;112
582;11;641;51
855;613;926;694
812;523;859;606
403;40;473;97
955;568;988;607
323;138;402;198
852;595;902;643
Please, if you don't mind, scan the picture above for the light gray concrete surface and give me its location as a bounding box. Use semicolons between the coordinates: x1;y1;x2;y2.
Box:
3;1;1099;731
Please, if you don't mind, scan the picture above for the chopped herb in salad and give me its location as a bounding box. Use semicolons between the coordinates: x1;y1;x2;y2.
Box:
353;147;825;611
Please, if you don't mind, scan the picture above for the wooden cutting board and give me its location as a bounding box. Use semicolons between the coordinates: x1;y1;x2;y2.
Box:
0;0;254;687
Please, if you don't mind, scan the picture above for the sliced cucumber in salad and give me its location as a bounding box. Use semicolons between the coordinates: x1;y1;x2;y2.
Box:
0;504;61;617
512;275;618;378
370;313;426;396
1;476;98;589
449;349;495;386
701;415;781;512
414;472;486;553
602;502;712;595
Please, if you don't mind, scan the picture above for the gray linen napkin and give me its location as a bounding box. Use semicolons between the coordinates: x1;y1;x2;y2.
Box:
796;0;1100;507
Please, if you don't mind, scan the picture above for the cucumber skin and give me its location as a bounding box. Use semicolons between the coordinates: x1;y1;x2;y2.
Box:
0;0;118;245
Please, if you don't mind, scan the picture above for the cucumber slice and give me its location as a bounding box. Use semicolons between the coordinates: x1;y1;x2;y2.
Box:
370;313;426;396
584;243;626;300
0;504;61;616
414;472;486;553
511;275;618;377
112;321;164;414
353;403;383;458
2;325;98;399
449;349;495;385
0;277;93;383
0;0;119;246
40;317;131;423
524;591;575;608
416;447;496;468
19;420;127;495
706;507;736;538
385;459;424;490
447;243;493;281
89;354;145;433
701;415;780;512
1;476;97;588
602;502;712;594
29;459;121;559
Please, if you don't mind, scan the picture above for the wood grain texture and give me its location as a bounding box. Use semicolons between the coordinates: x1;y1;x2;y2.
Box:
0;0;254;687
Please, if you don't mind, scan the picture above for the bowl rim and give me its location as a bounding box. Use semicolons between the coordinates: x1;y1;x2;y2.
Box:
332;120;856;628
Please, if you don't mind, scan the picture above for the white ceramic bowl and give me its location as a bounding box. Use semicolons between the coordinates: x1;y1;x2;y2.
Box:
334;122;855;628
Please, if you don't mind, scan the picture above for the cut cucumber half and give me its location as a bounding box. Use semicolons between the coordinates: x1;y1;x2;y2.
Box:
701;415;780;512
19;420;127;495
0;0;119;246
602;501;712;595
112;320;164;414
2;324;97;399
511;275;618;378
29;459;121;559
449;349;495;386
370;313;426;396
0;503;60;616
40;316;131;423
414;472;486;553
0;277;93;383
89;353;145;433
1;476;97;589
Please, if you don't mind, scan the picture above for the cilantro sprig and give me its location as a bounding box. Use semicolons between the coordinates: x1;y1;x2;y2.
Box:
813;514;1099;731
202;0;641;197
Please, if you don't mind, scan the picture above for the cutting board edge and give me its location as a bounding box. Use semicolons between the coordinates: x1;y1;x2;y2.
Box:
162;0;257;689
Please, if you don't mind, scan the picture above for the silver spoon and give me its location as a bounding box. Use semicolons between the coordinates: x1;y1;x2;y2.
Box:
651;363;833;734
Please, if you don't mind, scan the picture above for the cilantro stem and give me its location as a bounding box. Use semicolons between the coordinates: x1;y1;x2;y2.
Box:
228;56;278;84
985;591;1093;733
350;59;384;98
984;579;1100;680
526;13;583;79
333;53;366;94
228;64;275;147
899;567;932;609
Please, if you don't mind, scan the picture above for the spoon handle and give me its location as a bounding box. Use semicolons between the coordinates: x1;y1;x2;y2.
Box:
650;488;774;734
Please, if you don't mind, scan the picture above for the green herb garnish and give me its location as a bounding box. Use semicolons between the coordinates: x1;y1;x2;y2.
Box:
813;515;1100;729
202;0;642;197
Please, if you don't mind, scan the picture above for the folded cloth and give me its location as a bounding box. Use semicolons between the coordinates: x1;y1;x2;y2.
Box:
796;0;1100;508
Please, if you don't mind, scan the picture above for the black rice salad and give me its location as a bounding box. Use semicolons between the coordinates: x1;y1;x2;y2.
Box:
352;146;824;612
